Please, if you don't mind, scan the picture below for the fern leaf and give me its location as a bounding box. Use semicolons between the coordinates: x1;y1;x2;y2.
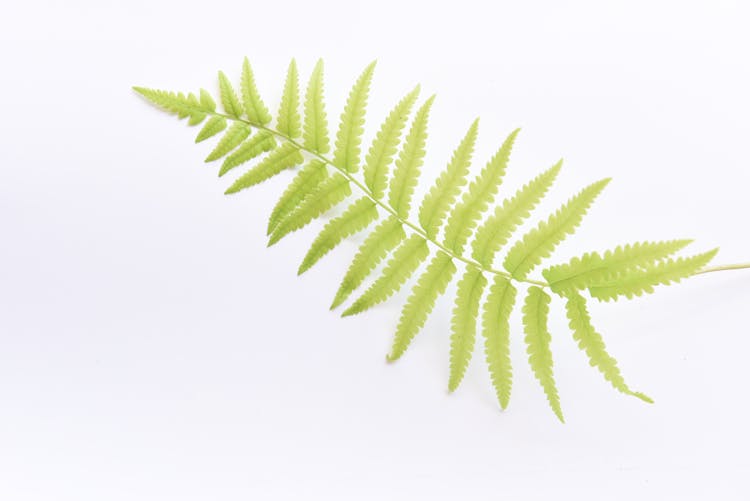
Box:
503;178;610;280
277;59;301;139
387;252;457;361
363;86;420;198
444;128;519;254
388;96;435;219
342;234;429;317
204;122;252;162
241;58;272;125
298;197;379;274
219;131;276;176
472;162;561;266
133;87;209;123
303;59;330;154
522;286;564;422
199;88;216;112
332;61;377;173
217;71;243;118
267;160;328;235
418;119;479;239
224;143;303;195
331;216;406;309
565;291;652;402
543;239;693;294
268;173;352;246
482;276;517;409
195;115;227;143
448;266;487;392
589;248;719;301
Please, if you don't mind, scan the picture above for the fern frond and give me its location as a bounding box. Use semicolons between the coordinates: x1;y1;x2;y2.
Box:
204;122;252;162
268;173;352;246
303;59;330;154
388;96;435;219
195;115;227;143
267;160;328;235
224;143;303;194
331;217;406;310
388;252;457;361
444;128;519;254
363;86;420;199
543;239;693;294
342;234;429;317
219;131;276;176
217;71;243;118
133;87;209;123
503;178;610;280
589;248;719;301
448;266;487;391
482;276;517;409
277;59;301;139
418;119;479;239
298;197;379;274
522;286;564;422
332;61;377;173
564;291;652;402
241;58;272;125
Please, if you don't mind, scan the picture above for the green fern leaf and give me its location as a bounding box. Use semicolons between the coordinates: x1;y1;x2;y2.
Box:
388;252;457;361
418;119;479;239
471;162;561;266
543;239;693;294
589;248;719;301
133;87;209;123
217;71;243;118
225;143;303;195
241;58;272;125
388;96;435;219
204;122;251;162
444;128;519;253
219;131;276;176
482;276;517;409
267;160;328;235
342;234;429;317
363;86;420;198
448;266;487;392
268;173;352;246
303;59;330;154
277;59;301;139
195;115;227;143
331;217;406;310
565;291;652;402
523;286;564;422
298;197;379;274
504;178;610;280
332;61;377;173
199;88;216;112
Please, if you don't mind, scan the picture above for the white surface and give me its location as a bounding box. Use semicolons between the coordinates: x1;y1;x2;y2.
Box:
1;1;749;499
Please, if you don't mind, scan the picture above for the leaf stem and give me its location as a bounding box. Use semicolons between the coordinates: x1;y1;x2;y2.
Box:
694;263;750;276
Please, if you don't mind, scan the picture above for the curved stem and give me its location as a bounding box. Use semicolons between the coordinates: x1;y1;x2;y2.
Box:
694;263;750;276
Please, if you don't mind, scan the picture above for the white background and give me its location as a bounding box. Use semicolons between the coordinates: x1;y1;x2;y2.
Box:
1;1;749;499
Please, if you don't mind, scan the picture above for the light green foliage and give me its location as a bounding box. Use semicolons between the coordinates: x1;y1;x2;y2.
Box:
267;160;328;235
523;286;564;422
388;96;435;219
342;234;429;317
331;217;405;310
303;59;330;154
388;252;457;361
418;119;479;239
136;58;725;420
277;59;301;139
543;240;693;294
333;61;377;173
298;197;378;274
363;86;420;199
565;291;652;402
503;178;610;280
444;128;519;254
482;276;517;409
225;143;303;195
449;266;487;391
